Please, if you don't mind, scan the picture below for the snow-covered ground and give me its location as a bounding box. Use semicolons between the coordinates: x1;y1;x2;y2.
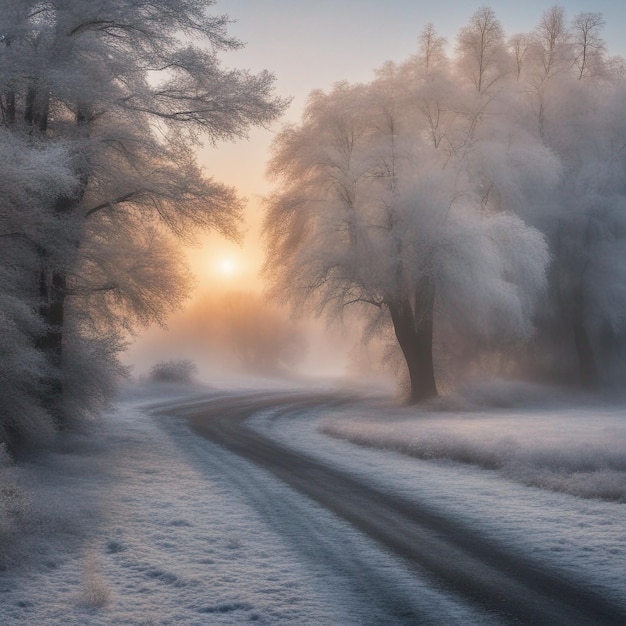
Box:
319;396;626;502
248;385;626;610
0;384;490;625
0;381;624;624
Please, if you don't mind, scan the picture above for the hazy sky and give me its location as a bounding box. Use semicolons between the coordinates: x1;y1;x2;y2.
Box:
128;0;626;372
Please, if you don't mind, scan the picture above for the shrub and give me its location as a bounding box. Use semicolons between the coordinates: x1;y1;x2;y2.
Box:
148;360;198;384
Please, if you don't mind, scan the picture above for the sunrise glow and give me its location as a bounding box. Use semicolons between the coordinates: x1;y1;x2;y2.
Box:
217;257;237;276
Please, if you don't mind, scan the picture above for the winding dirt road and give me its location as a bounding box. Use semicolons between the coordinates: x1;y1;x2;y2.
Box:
156;391;625;625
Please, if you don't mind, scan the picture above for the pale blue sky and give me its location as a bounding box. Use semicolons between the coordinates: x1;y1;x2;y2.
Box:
217;0;626;112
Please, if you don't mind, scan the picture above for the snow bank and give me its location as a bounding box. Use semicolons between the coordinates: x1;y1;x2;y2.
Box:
319;400;626;502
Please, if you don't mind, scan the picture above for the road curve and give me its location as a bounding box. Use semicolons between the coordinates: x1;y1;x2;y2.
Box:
156;390;625;625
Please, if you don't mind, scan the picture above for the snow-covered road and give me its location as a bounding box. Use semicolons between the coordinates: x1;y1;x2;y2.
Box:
1;385;624;625
162;390;626;625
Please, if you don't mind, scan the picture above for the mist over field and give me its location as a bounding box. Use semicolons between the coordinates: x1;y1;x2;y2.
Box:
132;4;626;404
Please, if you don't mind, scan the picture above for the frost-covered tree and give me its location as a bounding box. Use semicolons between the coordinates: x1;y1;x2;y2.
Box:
264;62;551;402
0;0;285;444
532;67;626;385
456;6;508;95
524;5;573;139
149;359;198;385
414;24;458;152
264;5;626;397
0;132;75;447
572;12;607;80
508;33;533;82
505;7;626;387
418;23;447;72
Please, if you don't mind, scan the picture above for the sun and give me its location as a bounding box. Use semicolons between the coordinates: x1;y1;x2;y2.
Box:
217;257;237;276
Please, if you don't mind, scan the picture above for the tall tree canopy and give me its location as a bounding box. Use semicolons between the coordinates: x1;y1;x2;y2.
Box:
0;0;286;449
264;63;551;402
265;6;626;401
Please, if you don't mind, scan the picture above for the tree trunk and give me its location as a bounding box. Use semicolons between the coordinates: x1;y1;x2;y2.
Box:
569;249;598;387
36;193;76;426
35;256;67;425
388;288;438;403
5;92;16;124
572;318;598;387
36;269;66;368
571;295;598;388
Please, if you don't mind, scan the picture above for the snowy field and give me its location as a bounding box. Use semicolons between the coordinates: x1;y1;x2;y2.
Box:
0;381;624;624
0;384;489;625
320;392;626;502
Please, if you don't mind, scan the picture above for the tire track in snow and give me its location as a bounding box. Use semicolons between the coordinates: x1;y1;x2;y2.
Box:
156;391;626;625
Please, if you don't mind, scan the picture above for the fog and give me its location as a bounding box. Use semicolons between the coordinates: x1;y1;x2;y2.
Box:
129;5;626;403
124;289;352;383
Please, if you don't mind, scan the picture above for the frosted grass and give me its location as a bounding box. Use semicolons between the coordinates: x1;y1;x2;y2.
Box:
2;380;623;624
319;400;626;502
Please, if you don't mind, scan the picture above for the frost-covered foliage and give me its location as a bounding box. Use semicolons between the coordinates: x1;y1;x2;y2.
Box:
265;34;551;402
0;133;76;447
496;6;626;387
265;6;626;400
149;359;199;385
0;296;54;448
0;0;285;450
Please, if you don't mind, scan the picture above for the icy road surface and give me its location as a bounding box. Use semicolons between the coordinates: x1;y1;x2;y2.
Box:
0;385;624;624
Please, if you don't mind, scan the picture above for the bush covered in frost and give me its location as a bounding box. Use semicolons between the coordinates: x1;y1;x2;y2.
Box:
148;360;198;384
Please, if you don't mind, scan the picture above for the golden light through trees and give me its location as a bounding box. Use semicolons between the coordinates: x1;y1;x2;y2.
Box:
184;234;260;294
